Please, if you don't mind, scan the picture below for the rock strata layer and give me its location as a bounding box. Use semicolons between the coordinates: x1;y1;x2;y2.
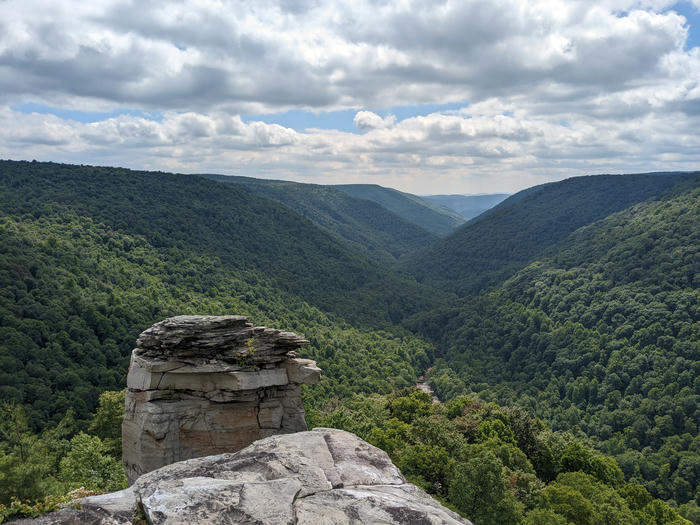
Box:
122;315;320;483
21;428;471;525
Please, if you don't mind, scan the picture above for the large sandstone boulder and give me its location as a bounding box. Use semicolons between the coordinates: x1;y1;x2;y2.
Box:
21;428;471;525
122;315;321;483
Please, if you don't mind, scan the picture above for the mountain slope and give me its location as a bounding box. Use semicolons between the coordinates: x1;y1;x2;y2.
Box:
199;174;437;264
407;182;700;506
422;193;509;220
0;161;438;326
334;183;466;235
405;172;700;295
0;160;440;428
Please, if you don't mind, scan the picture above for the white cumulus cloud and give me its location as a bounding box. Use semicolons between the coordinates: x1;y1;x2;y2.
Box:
0;0;698;193
353;111;396;130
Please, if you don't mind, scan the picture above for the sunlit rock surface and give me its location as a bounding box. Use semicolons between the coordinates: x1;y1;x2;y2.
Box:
22;429;470;525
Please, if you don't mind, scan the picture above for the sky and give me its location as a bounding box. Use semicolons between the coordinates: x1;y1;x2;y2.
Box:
1;0;699;194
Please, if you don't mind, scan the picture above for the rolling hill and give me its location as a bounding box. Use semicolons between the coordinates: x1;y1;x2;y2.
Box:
0;160;440;429
404;172;700;295
334;183;466;235
0;161;440;326
198;174;438;264
2;161;698;523
407;180;700;507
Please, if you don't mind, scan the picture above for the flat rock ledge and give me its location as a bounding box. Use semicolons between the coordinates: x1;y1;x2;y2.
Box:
18;428;471;525
122;315;321;483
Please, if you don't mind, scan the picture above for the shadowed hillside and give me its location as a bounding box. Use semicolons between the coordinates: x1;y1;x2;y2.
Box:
199;174;438;264
0;160;439;430
404;172;700;295
0;161;439;326
334;183;466;235
406;181;700;507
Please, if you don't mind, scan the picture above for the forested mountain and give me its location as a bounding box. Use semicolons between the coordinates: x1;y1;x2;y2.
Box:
0;160;439;431
422;193;510;220
1;160;698;524
0;161;439;327
334;183;466;235
199;174;437;264
407;182;700;511
405;172;700;295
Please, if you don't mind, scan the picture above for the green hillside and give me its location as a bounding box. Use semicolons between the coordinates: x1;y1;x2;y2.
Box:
422;193;510;220
334;183;466;235
1;161;698;523
311;390;691;525
199;174;437;264
0;161;438;327
407;182;700;508
0;160;439;430
405;172;700;295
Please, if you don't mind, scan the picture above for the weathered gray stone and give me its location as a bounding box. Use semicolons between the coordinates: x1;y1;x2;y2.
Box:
135;315;309;365
295;483;466;524
26;429;470;525
141;476;302;525
125;361;163;390
122;316;319;483
130;366;289;392
136;315;253;354
282;358;322;384
79;488;139;519
13;488;138;525
257;401;284;428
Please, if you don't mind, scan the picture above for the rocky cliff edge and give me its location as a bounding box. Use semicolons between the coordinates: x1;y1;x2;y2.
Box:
21;428;471;524
122;315;321;483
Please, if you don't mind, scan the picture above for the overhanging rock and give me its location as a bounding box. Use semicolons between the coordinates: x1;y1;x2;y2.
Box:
122;315;320;483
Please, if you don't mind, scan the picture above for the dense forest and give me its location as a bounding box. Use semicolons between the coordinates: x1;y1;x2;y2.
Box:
0;161;440;327
405;172;700;295
0;161;437;430
1;388;691;523
333;183;466;235
312;390;692;524
1;160;698;524
200;173;438;264
408;183;700;518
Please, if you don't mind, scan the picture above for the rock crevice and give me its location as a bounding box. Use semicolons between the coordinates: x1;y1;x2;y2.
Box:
122;315;321;483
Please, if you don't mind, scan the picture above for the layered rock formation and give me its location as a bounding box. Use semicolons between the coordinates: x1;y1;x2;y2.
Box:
23;428;471;525
122;315;320;483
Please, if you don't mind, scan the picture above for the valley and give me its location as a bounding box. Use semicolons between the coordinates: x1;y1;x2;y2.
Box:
0;160;697;524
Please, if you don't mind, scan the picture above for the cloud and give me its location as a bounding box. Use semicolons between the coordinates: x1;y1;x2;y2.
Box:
0;0;694;112
353;111;396;130
3;97;698;193
0;0;699;193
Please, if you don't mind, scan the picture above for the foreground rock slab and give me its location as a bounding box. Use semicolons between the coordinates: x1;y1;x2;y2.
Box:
20;428;471;525
122;315;321;483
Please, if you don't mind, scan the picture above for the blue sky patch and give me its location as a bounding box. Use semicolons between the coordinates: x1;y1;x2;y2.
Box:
242;109;359;133
243;101;467;133
671;1;700;49
375;101;466;121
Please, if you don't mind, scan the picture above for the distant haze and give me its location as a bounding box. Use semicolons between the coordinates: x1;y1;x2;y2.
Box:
422;194;510;220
